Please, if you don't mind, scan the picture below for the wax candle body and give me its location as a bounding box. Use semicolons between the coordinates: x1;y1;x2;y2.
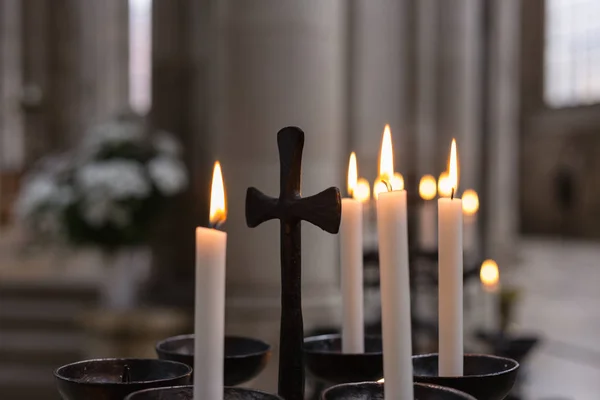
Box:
419;201;437;250
376;190;414;400
464;214;478;257
438;198;463;376
340;198;364;353
195;227;227;400
482;285;500;332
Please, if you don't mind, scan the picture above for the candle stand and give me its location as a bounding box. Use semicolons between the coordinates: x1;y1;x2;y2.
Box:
156;334;271;386
412;353;519;400
54;358;192;400
322;381;476;400
124;386;283;400
303;334;383;384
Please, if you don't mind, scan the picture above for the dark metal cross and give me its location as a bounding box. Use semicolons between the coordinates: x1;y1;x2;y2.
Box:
245;127;341;400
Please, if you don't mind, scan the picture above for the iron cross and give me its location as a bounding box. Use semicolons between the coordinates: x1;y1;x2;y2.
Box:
245;127;341;400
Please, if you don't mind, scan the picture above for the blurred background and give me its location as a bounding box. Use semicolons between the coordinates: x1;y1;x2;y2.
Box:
1;0;599;399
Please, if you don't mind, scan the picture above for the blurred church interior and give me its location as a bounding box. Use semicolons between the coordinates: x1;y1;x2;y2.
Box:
1;0;600;399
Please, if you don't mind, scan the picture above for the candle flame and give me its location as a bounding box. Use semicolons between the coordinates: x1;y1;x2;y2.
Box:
209;161;227;227
419;175;437;200
391;172;404;191
373;179;390;200
348;152;358;197
448;139;459;193
438;172;452;198
480;259;499;290
379;124;394;180
354;178;371;202
462;189;479;215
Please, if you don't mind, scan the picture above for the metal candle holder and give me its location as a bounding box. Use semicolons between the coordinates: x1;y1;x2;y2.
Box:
412;353;519;400
155;334;271;386
303;334;383;384
321;381;476;400
124;385;284;400
54;358;192;400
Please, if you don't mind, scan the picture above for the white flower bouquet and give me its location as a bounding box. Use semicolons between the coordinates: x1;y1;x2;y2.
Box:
15;113;189;248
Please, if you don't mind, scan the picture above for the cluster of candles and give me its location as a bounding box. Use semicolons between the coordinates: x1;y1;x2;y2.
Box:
194;125;500;400
339;125;499;400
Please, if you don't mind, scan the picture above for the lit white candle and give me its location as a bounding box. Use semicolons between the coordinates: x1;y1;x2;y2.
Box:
340;152;364;353
195;162;227;400
376;125;414;400
438;139;463;376
480;259;500;332
418;175;437;250
462;189;479;257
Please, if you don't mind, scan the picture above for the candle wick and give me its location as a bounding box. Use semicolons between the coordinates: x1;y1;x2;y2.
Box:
382;179;393;192
451;187;455;200
210;217;225;230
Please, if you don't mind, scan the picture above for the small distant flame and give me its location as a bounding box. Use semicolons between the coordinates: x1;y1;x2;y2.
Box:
462;189;479;216
480;259;500;291
348;152;358;197
419;175;437;200
354;178;371;203
209;161;227;227
438;172;452;198
391;172;404;191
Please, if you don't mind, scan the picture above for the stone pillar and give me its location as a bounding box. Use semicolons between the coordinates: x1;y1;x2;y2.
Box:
21;0;52;165
0;0;24;170
75;0;129;131
437;0;482;189
415;0;439;177
209;1;347;391
25;0;129;151
149;0;201;305
486;0;520;261
348;0;413;182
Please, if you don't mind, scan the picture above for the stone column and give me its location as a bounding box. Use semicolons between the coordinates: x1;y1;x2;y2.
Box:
148;0;200;305
415;0;439;177
28;0;129;150
485;0;520;262
348;0;413;182
437;0;482;189
0;0;24;170
208;1;347;391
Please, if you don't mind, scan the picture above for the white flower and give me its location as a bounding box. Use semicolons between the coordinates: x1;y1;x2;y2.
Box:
83;120;145;152
153;131;182;157
148;156;188;196
16;177;73;219
80;197;131;228
76;160;151;200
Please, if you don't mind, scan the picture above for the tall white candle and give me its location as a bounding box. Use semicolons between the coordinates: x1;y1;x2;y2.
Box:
480;259;500;332
340;153;364;353
438;139;463;376
195;162;227;400
376;125;414;400
462;189;479;257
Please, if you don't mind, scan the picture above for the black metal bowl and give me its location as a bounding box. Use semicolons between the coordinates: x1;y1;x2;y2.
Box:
413;353;519;400
156;334;271;386
124;385;283;400
304;334;383;384
322;381;476;400
54;358;192;400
